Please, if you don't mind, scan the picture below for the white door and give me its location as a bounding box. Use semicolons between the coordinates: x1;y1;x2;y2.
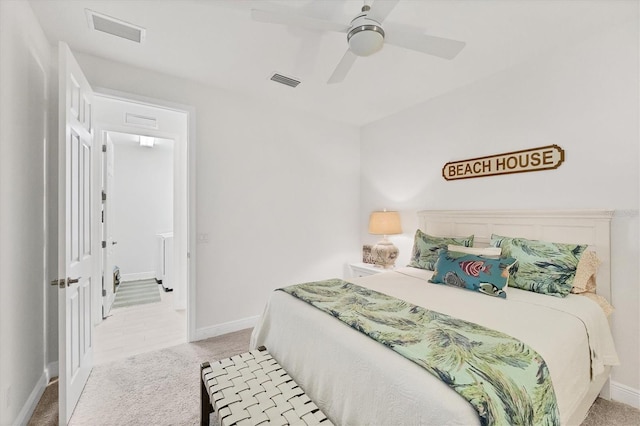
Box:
102;133;116;313
57;42;94;425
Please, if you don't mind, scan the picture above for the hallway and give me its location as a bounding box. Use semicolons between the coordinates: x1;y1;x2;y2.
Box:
94;286;186;365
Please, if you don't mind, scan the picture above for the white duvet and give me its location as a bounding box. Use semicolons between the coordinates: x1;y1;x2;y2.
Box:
250;267;619;426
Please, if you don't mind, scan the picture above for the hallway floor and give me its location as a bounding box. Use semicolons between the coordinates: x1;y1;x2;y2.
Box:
94;283;186;365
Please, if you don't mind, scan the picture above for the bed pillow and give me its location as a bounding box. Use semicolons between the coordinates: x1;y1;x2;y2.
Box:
490;234;587;298
448;245;502;258
571;250;600;294
568;250;614;316
408;230;474;271
429;249;516;298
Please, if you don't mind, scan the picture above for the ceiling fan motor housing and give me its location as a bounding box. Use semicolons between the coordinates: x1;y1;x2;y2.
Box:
347;14;385;57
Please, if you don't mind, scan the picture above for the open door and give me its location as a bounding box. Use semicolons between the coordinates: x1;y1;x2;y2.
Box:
55;42;94;424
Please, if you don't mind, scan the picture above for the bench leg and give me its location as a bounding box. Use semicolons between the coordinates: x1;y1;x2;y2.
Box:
201;362;212;426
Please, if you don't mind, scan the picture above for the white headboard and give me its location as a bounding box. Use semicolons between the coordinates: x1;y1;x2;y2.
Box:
417;210;614;301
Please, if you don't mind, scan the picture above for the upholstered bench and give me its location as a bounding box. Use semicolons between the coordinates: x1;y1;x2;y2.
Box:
201;347;333;426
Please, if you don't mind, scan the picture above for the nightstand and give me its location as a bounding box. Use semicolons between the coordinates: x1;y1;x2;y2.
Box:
349;262;388;278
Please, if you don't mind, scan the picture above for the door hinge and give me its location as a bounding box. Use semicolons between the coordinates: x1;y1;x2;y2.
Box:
102;289;107;297
101;190;107;202
102;144;107;152
102;241;106;248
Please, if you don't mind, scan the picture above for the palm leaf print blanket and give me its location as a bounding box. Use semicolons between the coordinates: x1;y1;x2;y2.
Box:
279;279;560;426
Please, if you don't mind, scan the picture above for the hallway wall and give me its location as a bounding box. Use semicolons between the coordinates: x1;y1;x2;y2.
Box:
111;138;174;281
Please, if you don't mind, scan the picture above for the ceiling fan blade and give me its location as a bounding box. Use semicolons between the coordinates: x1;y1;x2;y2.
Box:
327;50;358;84
251;8;350;34
385;28;466;59
367;0;400;24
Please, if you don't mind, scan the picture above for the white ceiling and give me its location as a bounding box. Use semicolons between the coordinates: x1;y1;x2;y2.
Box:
30;0;635;126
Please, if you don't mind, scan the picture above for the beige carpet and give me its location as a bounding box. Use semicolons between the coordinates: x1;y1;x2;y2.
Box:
69;328;251;425
27;377;58;426
29;328;640;425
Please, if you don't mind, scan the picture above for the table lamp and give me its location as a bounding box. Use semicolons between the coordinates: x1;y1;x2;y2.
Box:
368;210;402;268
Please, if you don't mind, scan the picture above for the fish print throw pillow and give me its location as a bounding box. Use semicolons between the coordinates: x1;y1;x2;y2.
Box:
429;249;517;298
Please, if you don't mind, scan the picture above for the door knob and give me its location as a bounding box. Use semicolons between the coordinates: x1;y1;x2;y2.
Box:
112;241;118;245
67;277;80;285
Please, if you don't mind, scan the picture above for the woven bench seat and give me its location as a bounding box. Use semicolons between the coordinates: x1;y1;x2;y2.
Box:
201;347;333;426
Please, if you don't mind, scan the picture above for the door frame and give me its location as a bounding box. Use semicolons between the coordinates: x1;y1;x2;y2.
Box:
100;132;116;315
91;88;197;341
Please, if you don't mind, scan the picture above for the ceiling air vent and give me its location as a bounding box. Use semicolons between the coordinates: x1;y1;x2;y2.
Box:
270;73;301;88
86;9;146;43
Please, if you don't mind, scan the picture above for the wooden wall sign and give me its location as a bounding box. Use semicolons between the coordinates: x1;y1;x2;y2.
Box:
442;144;565;181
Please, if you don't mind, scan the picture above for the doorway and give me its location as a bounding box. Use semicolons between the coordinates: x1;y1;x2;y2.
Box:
91;93;190;363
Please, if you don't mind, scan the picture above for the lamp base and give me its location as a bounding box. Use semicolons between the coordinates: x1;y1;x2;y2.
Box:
371;238;399;269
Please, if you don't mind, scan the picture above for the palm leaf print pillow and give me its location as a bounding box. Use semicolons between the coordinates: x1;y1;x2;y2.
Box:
491;234;587;297
408;230;474;271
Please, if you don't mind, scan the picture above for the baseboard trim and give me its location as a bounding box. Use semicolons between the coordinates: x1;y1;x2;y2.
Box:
194;315;259;342
14;370;47;426
611;381;640;409
46;361;59;381
121;271;156;282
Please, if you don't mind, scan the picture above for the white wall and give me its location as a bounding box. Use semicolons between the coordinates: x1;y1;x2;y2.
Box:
360;17;639;401
111;139;174;280
0;1;52;424
73;53;361;336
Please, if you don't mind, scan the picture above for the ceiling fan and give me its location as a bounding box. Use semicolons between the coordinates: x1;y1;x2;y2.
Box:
251;0;466;84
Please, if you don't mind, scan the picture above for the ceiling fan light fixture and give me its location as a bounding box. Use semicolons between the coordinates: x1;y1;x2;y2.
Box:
347;25;385;56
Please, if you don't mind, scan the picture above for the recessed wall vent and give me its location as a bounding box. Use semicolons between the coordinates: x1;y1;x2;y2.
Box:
125;113;158;129
270;73;301;88
86;9;146;43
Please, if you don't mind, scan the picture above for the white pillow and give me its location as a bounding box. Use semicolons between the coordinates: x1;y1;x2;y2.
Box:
448;245;502;258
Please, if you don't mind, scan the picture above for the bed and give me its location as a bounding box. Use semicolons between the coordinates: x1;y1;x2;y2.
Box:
250;210;619;425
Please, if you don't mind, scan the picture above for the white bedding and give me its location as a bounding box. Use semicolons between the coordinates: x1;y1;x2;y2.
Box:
250;267;619;426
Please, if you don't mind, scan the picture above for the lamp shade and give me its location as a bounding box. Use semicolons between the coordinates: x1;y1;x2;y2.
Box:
368;211;402;235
